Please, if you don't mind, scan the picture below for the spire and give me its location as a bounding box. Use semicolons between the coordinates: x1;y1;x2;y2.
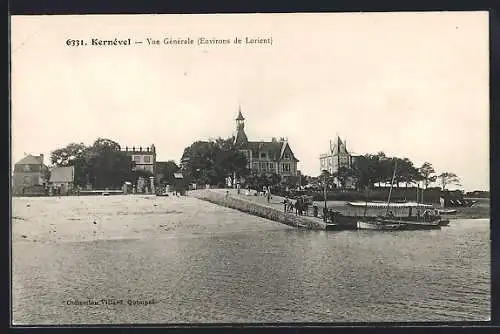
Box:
236;105;245;121
234;105;248;147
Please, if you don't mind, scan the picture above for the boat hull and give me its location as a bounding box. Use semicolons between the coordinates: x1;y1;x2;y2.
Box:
378;218;441;230
356;220;405;231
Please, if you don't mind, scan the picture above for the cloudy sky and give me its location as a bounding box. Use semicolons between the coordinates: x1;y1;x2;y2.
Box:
11;12;489;191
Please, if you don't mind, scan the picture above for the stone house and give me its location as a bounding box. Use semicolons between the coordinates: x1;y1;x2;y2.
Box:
12;154;49;195
122;145;156;174
49;166;75;195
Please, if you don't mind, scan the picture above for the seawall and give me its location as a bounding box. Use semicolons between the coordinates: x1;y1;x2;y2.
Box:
190;189;327;230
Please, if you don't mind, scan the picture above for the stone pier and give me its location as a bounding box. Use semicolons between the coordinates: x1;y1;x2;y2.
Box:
190;189;327;230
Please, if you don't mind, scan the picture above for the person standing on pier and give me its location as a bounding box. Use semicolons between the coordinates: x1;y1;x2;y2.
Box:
267;189;271;203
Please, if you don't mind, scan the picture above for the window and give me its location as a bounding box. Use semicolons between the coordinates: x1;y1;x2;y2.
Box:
23;165;31;172
261;163;267;171
144;155;151;163
284;153;290;159
134;156;141;163
269;163;275;170
253;163;259;171
283;163;291;172
260;152;266;159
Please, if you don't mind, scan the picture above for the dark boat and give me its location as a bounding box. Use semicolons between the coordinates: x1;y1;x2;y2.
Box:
438;219;450;226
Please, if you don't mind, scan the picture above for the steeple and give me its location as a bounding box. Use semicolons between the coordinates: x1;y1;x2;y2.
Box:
236;105;245;121
234;106;248;147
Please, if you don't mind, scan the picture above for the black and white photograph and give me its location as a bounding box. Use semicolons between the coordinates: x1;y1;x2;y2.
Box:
11;12;490;324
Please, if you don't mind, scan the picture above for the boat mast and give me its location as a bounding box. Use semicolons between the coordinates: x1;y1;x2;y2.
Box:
385;159;398;216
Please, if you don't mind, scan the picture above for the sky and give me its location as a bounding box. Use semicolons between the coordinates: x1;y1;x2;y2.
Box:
11;12;489;191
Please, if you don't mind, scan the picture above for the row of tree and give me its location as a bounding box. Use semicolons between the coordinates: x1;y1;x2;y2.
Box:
319;152;461;191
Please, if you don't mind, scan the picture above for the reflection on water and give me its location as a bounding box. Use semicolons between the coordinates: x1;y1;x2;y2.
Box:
12;196;490;324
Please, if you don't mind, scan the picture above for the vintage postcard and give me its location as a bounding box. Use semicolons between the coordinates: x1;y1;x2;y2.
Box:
11;12;490;325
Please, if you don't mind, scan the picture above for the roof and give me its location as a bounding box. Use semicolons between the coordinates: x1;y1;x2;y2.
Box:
330;137;349;155
234;129;248;146
236;108;245;120
49;166;74;183
15;154;43;165
245;140;299;161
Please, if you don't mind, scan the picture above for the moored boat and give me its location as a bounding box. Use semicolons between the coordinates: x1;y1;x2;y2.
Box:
438;219;450;226
380;217;441;230
357;219;405;231
437;209;457;215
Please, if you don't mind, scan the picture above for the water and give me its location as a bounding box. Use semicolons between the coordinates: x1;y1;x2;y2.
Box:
12;195;490;324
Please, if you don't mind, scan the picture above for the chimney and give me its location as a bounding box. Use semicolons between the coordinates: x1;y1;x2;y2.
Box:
146;147;150;152
125;146;128;151
139;146;142;151
272;137;277;142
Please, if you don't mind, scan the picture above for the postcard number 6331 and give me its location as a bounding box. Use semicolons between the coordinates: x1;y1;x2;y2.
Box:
66;39;86;47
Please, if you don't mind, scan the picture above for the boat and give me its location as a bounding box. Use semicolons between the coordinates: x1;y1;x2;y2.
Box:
437;209;457;215
347;201;433;209
357;160;441;231
357;218;406;231
438;219;450;226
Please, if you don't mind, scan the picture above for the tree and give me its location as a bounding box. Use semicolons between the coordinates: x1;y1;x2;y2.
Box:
438;172;461;190
180;137;249;186
85;138;132;189
394;158;419;188
418;162;437;189
157;160;180;185
333;166;356;188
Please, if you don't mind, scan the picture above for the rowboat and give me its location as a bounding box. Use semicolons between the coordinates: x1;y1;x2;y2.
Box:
380;217;441;230
438;219;450;226
437;209;457;215
357;219;405;231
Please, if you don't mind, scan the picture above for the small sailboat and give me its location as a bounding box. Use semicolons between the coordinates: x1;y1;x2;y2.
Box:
357;160;405;231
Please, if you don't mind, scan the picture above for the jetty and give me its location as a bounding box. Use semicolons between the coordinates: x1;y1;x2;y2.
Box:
189;189;329;230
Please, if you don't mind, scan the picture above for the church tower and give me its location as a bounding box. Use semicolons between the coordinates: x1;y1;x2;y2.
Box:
234;106;248;147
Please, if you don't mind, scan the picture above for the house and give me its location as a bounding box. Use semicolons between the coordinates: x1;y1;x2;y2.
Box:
12;154;49;195
122;145;156;174
172;172;187;195
233;107;300;184
49;166;75;195
319;137;360;188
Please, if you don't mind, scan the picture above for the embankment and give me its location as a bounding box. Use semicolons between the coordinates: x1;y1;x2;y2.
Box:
190;190;326;230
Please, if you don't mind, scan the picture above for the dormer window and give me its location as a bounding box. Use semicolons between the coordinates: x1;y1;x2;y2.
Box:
284;153;290;159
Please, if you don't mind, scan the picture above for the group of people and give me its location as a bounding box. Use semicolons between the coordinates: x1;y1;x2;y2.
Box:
283;196;309;216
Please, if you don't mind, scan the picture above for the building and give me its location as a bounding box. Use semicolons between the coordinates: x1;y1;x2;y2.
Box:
12;154;49;195
319;136;357;174
122;145;156;174
233;107;300;182
319;136;359;188
49;166;75;195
